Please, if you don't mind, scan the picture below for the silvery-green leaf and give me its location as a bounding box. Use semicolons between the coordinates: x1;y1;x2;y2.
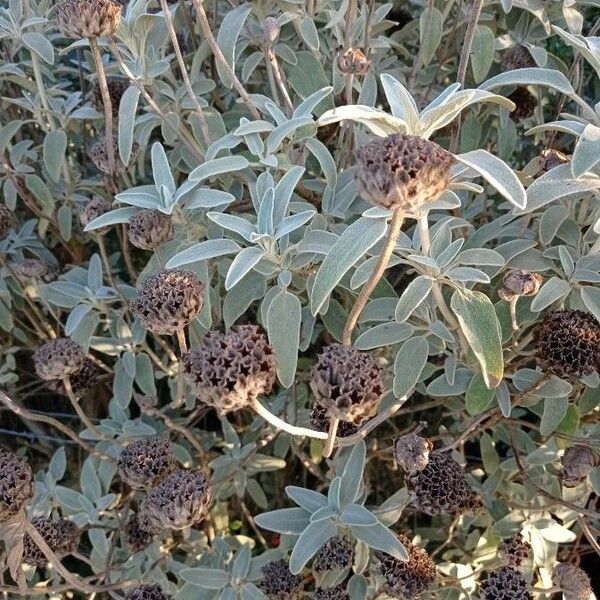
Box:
526;120;585;138
275;210;316;240
350;522;408;561
552;26;600;79
166;239;241;269
299;15;319;50
65;303;91;336
310;506;336;522
135;352;156;396
225;247;266;290
289;519;336;574
339;504;378;527
530;276;570;312
294;87;333;118
254;507;311;534
43;130;66;181
180;567;229;589
496;380;512;417
118;86;139;165
354;322;414;350
339;441;366;505
266;116;314;154
451;289;503;388
257;188;274;236
232;544;252;579
540;397;568;436
571;123;600;178
215;4;252;88
285;486;328;513
22;32;53;64
480;68;574;95
241;583;266;600
419;7;442;67
456;248;505;267
305;138;337;190
395;276;432;322
581;286;600;322
380;74;419;132
183;188;236;210
189;156;250;182
151;142;175;195
465;373;495;415
57;204;71;241
311;217;388;315
446;267;490;284
207;212;256;241
84;207;137;231
393;336;429;398
471;26;494;83
318;105;408;137
348;574;368;600
115;186;161;210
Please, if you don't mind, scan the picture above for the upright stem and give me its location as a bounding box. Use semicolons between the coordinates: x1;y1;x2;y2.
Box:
264;47;294;116
323;417;339;458
63;377;111;441
342;209;405;346
251;399;328;440
88;38;115;174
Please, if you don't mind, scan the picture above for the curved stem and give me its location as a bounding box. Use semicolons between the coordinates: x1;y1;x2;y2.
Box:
63;377;112;442
343;209;404;346
251;399;328;440
322;417;339;458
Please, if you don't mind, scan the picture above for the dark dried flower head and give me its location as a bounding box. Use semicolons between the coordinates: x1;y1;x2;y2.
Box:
46;359;101;400
264;16;280;45
260;558;303;598
561;444;599;487
56;518;81;555
33;338;85;381
354;133;454;211
539;149;569;174
310;344;384;424
309;401;359;438
125;512;154;552
118;438;176;489
182;325;276;415
500;45;536;71
499;269;543;301
0;449;33;522
56;0;122;39
481;567;532;600
130;270;204;335
374;534;436;598
313;536;354;572
394;433;432;474
508;87;538;121
88;135;132;174
127;209;174;250
80;195;112;232
337;47;371;75
0;204;16;240
552;563;592;600
93;77;128;115
12;259;60;283
23;517;62;568
141;469;212;531
533;309;600;378
406;452;478;516
314;584;350;600
498;534;530;568
126;584;173;600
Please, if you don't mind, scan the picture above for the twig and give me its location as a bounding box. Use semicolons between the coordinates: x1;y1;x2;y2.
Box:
63;377;112;441
250;399;328;439
322;417;339;458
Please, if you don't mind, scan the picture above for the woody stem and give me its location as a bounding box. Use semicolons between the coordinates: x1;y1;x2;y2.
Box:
251;399;328;440
322;417;340;458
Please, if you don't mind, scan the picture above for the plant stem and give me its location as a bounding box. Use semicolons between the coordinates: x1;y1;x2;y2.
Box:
63;377;112;441
342;209;405;346
264;46;294;116
251;399;328;440
322;417;339;458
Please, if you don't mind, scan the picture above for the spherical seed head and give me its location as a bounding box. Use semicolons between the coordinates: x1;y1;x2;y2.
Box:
130;270;204;336
481;567;532;600
125;512;154;552
533;309;600;378
140;469;212;531
88;136;130;175
314;584;350;600
56;518;81;555
498;534;530;568
394;433;433;474
118;438;176;489
33;338;85;381
12;259;59;283
80;195;112;232
561;444;599;486
508;87;538;121
182;325;276;416
46;358;101;399
552;563;592;600
0;204;16;240
498;269;543;301
406;452;478;516
93;77;128;115
354;133;454;211
374;534;436;598
127;210;174;250
309;401;360;438
260;558;303;599
56;0;121;39
264;17;280;44
126;584;173;600
0;449;33;522
313;537;354;573
500;45;536;71
539;149;569;174
23;517;62;568
337;48;371;75
310;344;384;424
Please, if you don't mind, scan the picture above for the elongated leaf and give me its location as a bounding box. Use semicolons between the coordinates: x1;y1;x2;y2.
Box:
350;522;408;561
480;68;574;95
419;7;442;66
84;207;136;231
572;123;600;178
471;26;494;83
180;568;229;589
189;156;250;182
395;276;432;322
43;130;66;181
254;507;311;534
289;519;336;574
118;86;139;166
318;105;407;137
215;4;252;88
393;336;429;398
166;239;241;268
285;487;328;512
225;247;265;290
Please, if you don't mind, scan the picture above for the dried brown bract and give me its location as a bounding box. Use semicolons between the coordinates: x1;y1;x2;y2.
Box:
508;87;538;121
552;563;592;600
260;558;303;599
56;0;122;39
33;338;85;381
127;209;174;250
498;269;542;301
93;77;129;115
0;449;33;522
126;584;173;600
0;204;16;240
313;536;354;572
498;534;530;568
500;45;536;71
12;259;60;283
80;196;112;233
314;584;350;600
88;135;135;174
337;48;371;75
394;433;432;474
560;444;599;487
125;512;155;552
118;437;176;489
480;567;532;600
309;401;359;438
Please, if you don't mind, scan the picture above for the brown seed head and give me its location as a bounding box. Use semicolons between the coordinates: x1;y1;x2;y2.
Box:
539;149;569;174
130;270;204;335
125;512;155;552
552;563;592;600
394;433;432;474
33;338;85;381
182;325;276;415
88;135;135;175
309;401;359;438
500;45;536;71
508;87;538;121
260;558;303;599
46;359;101;400
561;444;599;487
310;344;384;424
0;204;16;240
0;449;34;522
354;133;454;211
23;517;62;568
12;259;60;283
481;567;532;600
498;269;543;301
93;77;128;115
127;209;174;250
56;0;122;39
126;584;173;600
56;518;81;555
118;438;176;489
80;195;112;232
337;48;371;75
313;536;354;572
498;534;531;568
313;584;350;600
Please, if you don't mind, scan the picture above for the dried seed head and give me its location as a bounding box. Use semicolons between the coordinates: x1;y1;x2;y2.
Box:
310;344;384;424
12;259;60;283
88;135;133;175
313;584;350;600
56;518;81;555
127;209;174;250
0;204;16;240
508;87;538;121
130;270;204;335
46;359;101;400
539;149;569;174
264;17;280;45
354;133;454;211
33;338;85;381
182;325;277;416
406;452;478;516
126;584;173;600
481;567;532;600
140;469;212;531
552;563;592;600
500;45;536;71
313;536;354;573
80;195;112;232
0;449;34;522
374;534;436;598
23;517;62;568
260;558;303;599
561;444;599;487
498;534;531;568
337;48;371;75
394;433;432;474
498;269;543;301
93;77;128;115
125;512;155;552
309;401;359;438
118;438;176;489
533;309;600;379
56;0;122;39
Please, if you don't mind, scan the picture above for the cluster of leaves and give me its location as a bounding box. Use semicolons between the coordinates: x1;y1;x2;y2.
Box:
0;0;599;598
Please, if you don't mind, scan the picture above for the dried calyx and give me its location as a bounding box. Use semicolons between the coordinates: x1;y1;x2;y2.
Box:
508;87;538;120
498;269;542;302
538;149;569;174
500;45;536;71
313;584;350;600
534;309;600;379
309;402;359;438
560;444;599;487
12;259;60;282
310;344;384;425
88;135;134;174
354;133;454;211
56;0;122;39
80;195;112;232
260;558;303;599
127;209;174;250
0;204;16;240
46;359;101;399
394;432;432;474
498;534;530;568
313;536;354;572
125;512;154;552
552;563;592;600
126;584;173;600
118;437;176;489
337;48;371;75
480;566;532;600
33;338;85;381
0;449;34;522
182;325;276;416
93;77;128;115
23;517;80;567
